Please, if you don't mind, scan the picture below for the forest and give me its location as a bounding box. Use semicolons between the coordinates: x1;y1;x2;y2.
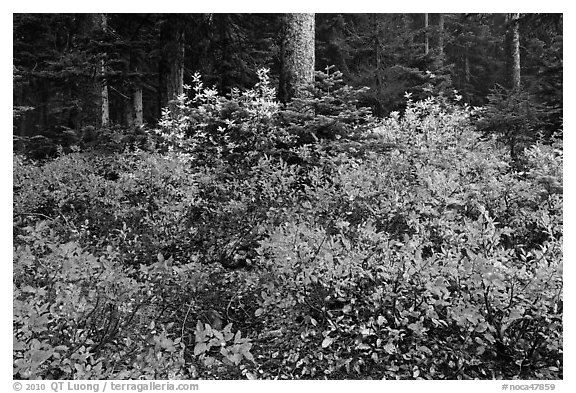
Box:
13;13;563;380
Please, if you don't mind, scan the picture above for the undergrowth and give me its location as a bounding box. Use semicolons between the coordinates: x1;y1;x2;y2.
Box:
13;70;562;380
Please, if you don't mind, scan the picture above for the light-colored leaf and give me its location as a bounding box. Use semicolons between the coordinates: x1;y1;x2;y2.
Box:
321;336;334;348
193;342;208;356
357;343;371;350
383;342;396;354
13;338;25;351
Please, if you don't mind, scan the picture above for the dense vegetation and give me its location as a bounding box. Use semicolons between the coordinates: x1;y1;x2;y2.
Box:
13;13;562;380
13;67;562;379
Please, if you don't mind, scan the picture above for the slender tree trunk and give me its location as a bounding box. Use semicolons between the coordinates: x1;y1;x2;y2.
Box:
133;87;143;126
424;13;429;55
505;13;522;161
101;71;109;127
279;13;315;102
125;61;134;127
127;34;143;127
373;15;384;116
464;54;470;84
96;14;110;127
438;14;445;65
506;13;521;90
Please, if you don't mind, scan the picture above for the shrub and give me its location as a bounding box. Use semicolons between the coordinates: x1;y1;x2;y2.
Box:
156;68;293;166
14;86;561;379
13;221;255;379
249;95;562;379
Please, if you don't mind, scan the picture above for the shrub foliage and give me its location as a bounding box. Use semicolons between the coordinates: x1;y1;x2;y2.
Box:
13;70;562;380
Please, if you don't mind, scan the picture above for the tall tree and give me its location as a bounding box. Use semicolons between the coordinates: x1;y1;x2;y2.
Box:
424;13;429;55
128;21;144;127
438;14;445;63
159;15;186;113
373;14;384;115
279;13;315;102
506;13;521;90
95;13;110;127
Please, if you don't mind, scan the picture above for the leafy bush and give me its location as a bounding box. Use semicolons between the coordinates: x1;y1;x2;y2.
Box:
249;95;562;379
14;82;561;379
13;151;256;379
156;68;293;166
13;220;255;379
14;150;202;262
13;223;178;379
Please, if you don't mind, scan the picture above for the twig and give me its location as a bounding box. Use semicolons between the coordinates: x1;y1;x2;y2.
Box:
15;212;53;220
109;85;131;100
181;301;194;342
309;233;328;266
226;288;242;323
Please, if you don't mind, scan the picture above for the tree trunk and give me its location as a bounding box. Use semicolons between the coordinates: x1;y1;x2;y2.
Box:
465;54;470;84
279;13;315;103
373;15;384;116
159;15;186;113
101;70;109;127
506;13;521;90
438;14;445;65
167;42;185;105
97;14;110;127
424;13;429;55
125;101;134;127
127;33;143;127
133;87;143;126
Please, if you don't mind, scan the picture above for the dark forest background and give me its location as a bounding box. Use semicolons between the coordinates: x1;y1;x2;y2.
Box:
13;13;562;145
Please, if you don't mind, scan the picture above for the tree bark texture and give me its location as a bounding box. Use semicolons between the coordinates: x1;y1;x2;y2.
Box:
279;13;315;103
159;15;186;113
133;88;143;126
127;36;143;127
87;13;110;127
506;13;521;90
424;13;429;55
438;14;445;61
99;14;110;127
125;100;134;127
373;15;384;116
